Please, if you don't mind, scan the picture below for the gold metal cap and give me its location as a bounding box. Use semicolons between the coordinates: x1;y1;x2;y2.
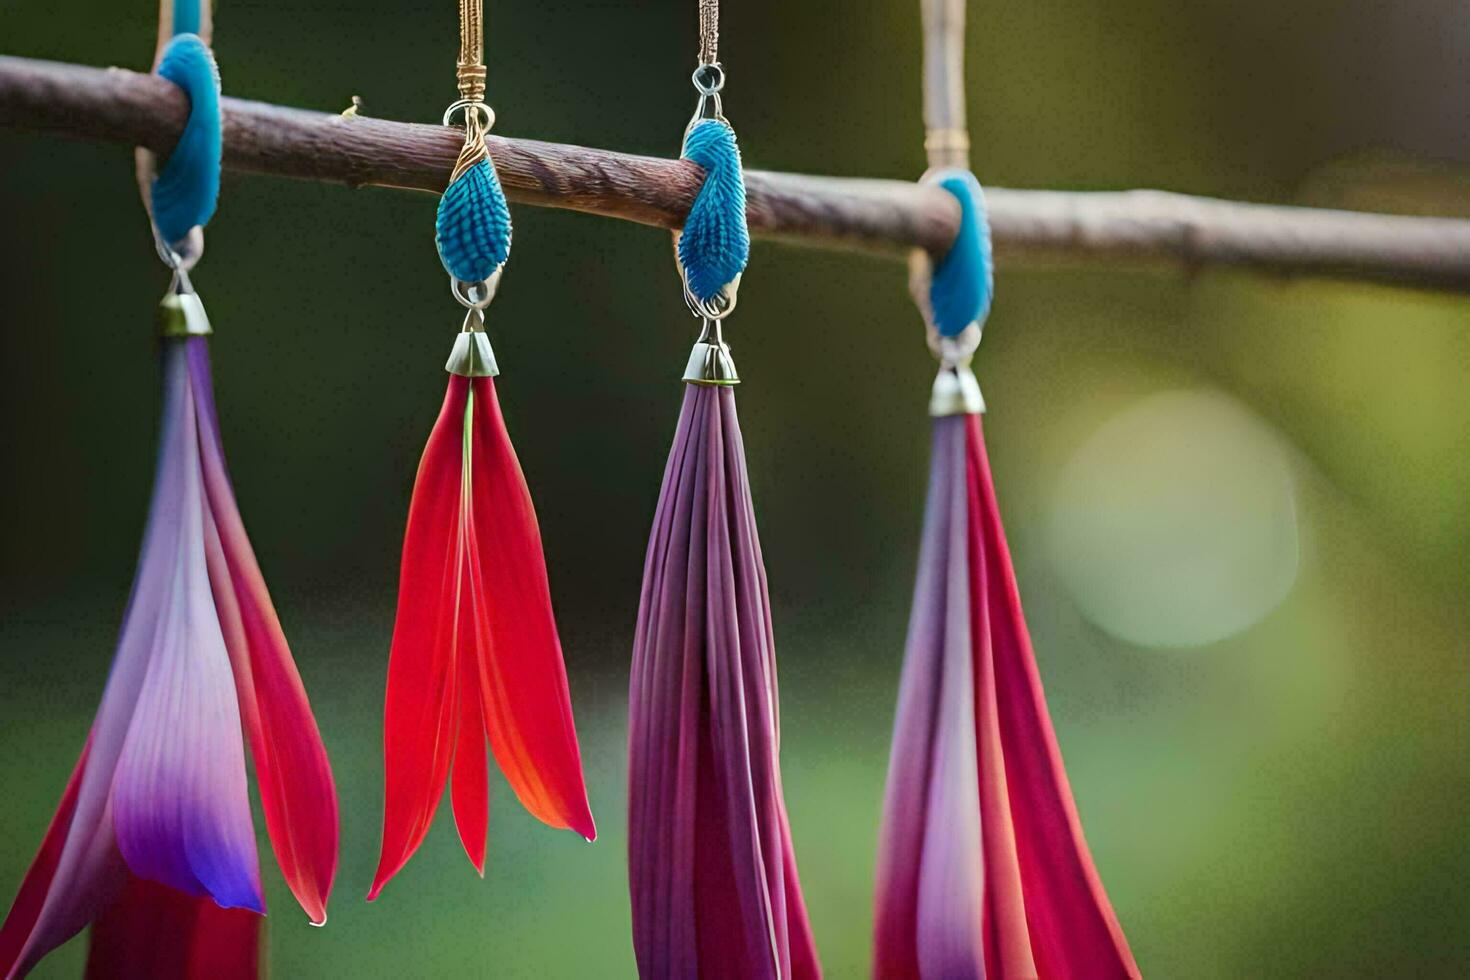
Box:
158;271;212;337
683;318;739;385
929;362;985;416
927;322;984;416
446;309;499;377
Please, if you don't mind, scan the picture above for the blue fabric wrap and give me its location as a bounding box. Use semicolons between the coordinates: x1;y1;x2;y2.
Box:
151;34;222;247
172;0;203;37
928;170;994;337
436;157;513;281
678;120;749;302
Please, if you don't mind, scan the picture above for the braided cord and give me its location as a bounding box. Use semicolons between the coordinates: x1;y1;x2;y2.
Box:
457;0;486;100
698;0;718;65
448;0;490;182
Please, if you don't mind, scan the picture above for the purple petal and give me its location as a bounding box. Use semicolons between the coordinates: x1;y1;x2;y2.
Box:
628;386;820;979
108;341;262;912
4;342;264;974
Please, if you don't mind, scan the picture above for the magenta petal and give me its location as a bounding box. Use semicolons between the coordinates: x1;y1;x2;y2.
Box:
966;415;1136;978
109;342;262;912
628;386;821;979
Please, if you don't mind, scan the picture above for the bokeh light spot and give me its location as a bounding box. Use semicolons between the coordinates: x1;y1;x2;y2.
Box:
1045;388;1300;648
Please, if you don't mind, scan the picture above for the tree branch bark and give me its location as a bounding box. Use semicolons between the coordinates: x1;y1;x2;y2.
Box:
4;55;1470;292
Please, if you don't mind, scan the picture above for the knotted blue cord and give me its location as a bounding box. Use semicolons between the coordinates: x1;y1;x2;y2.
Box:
151;33;222;248
678;119;749;303
436;157;512;282
927;170;994;337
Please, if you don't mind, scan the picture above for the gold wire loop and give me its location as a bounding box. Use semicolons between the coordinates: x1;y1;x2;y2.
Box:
442;99;495;130
444;0;494;184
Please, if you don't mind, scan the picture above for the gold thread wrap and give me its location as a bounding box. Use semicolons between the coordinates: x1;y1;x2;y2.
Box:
698;0;719;66
457;0;485;100
447;0;490;183
450;110;490;183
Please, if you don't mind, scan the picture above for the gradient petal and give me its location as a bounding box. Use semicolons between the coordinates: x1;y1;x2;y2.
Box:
2;342;272;978
467;377;594;840
110;343;262;913
189;339;338;923
628;386;820;979
873;413;1137;979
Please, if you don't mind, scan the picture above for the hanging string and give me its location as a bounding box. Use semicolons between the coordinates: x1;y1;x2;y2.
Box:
697;0;719;65
447;0;491;183
456;0;486;101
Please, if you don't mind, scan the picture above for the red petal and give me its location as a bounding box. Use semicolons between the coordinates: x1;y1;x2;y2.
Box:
370;377;471;899
0;743;90;979
451;554;490;874
467;378;595;841
964;415;1139;978
964;423;1035;978
86;876;261;980
193;341;339;924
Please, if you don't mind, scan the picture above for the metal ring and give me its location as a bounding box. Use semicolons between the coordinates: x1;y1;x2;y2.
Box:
692;62;725;95
153;225;204;273
442;100;495;131
450;269;502;310
927;321;983;365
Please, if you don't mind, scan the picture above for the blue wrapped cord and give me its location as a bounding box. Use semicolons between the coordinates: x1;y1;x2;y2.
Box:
927;169;994;337
678;119;749;303
436;157;512;282
151;34;222;248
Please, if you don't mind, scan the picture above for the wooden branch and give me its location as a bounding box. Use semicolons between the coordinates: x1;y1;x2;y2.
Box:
5;56;1470;292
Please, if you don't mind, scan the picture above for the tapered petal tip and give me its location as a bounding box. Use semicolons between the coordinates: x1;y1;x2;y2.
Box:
298;896;327;926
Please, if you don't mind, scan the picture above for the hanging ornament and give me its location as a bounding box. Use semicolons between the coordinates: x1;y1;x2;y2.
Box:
0;7;339;978
626;9;822;977
871;169;1140;979
368;0;595;902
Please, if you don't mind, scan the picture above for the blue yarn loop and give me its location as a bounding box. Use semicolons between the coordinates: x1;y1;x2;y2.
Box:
436;157;513;282
927;170;994;338
151;34;222;248
678;119;749;302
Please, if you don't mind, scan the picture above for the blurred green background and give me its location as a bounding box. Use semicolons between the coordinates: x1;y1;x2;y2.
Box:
2;0;1469;976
